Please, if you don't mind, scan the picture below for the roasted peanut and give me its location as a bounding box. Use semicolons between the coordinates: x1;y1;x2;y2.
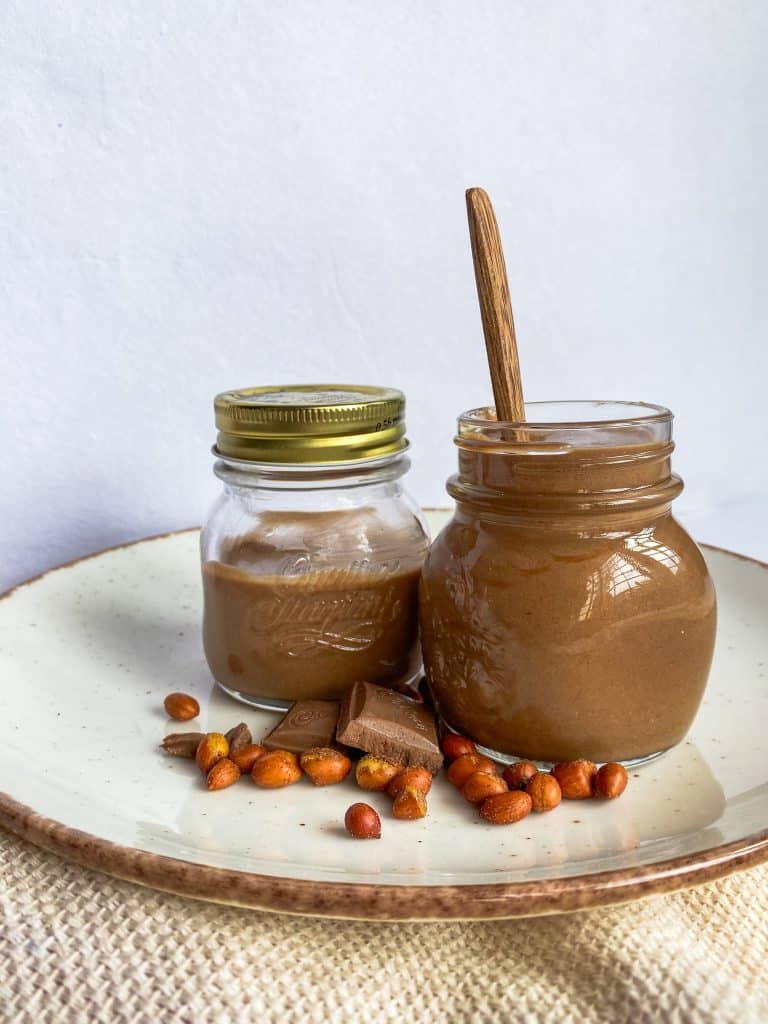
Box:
160;732;204;758
251;750;302;788
206;758;241;791
386;767;433;798
355;755;404;792
300;747;352;786
230;744;266;774
441;734;477;762
479;790;533;825
526;772;562;812
594;762;628;799
552;760;597;800
446;753;497;789
345;802;382;839
461;771;508;805
502;760;538;791
195;733;229;774
163;692;200;721
225;723;252;753
392;785;428;820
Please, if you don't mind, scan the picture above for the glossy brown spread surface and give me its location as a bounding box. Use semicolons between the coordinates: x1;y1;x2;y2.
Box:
202;509;426;702
420;437;717;763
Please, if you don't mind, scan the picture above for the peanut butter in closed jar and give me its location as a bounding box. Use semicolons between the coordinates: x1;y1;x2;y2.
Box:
419;401;717;766
201;385;429;710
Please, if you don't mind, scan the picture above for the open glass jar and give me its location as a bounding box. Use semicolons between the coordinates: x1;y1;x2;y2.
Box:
201;385;429;711
419;402;717;766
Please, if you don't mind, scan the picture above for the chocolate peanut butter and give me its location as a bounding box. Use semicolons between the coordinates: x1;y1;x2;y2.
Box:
202;508;427;704
420;408;717;764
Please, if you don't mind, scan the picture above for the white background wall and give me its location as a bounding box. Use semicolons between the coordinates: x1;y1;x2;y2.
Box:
2;1;767;589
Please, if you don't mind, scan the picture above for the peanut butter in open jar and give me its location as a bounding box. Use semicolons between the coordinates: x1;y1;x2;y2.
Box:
201;385;429;711
419;401;717;766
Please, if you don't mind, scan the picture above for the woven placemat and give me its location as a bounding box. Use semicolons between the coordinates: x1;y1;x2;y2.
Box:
1;827;766;1024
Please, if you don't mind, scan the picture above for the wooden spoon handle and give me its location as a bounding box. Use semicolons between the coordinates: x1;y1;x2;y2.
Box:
466;187;525;422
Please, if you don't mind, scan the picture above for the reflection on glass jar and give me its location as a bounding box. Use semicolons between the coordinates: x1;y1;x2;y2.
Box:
201;385;429;711
419;402;717;765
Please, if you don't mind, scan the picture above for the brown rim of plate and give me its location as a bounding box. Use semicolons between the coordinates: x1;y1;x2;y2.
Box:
0;524;767;921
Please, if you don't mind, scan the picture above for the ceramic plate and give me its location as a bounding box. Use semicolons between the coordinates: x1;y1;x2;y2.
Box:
1;511;767;920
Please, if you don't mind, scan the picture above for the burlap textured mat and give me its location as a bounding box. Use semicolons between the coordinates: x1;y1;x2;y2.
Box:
1;828;766;1023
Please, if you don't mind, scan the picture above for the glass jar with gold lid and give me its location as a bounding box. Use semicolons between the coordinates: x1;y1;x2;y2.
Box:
201;385;429;710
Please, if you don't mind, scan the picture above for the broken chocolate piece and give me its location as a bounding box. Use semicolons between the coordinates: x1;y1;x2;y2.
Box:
336;681;442;772
261;700;340;756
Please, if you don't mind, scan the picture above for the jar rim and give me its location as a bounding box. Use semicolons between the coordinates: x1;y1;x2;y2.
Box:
460;400;672;430
456;401;674;453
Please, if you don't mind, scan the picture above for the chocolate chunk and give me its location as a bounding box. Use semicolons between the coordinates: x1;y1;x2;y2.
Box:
261;700;340;755
336;681;442;772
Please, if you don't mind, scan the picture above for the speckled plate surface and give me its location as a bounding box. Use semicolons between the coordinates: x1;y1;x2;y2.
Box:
1;510;767;920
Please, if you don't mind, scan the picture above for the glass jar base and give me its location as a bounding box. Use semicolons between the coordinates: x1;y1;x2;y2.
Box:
215;669;426;714
476;740;669;770
215;680;293;714
441;718;670;769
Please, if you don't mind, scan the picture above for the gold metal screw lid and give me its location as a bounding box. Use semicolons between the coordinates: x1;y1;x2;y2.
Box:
213;384;408;464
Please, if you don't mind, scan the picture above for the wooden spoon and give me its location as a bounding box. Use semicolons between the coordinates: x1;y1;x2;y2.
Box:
465;187;525;422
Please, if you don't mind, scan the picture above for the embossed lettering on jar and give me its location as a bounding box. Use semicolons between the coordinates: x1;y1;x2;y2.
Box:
419;402;717;765
201;385;429;711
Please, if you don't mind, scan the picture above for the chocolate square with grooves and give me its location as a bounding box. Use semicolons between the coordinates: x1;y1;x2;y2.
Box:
261;700;340;755
336;681;442;772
